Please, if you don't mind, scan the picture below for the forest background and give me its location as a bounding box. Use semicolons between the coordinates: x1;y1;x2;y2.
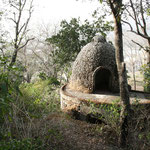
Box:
0;0;150;149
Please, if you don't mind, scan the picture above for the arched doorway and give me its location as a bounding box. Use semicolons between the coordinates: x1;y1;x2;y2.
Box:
93;68;112;92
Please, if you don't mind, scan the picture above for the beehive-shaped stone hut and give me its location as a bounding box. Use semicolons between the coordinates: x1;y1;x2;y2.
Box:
68;35;119;93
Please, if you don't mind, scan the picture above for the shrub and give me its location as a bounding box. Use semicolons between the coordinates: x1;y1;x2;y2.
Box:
140;64;150;92
0;138;43;150
89;99;121;135
0;56;23;124
0;56;61;147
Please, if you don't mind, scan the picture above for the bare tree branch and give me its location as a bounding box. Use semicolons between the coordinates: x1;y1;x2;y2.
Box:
21;0;27;10
18;0;33;47
31;48;50;71
123;0;150;43
122;20;150;40
122;20;133;31
8;17;17;24
0;48;5;57
132;40;149;52
18;38;34;51
9;0;34;67
18;23;25;34
140;0;147;36
10;3;19;10
129;0;140;34
126;9;135;20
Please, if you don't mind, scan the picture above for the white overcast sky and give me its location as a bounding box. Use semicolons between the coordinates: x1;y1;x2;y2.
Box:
0;0;102;37
32;0;100;25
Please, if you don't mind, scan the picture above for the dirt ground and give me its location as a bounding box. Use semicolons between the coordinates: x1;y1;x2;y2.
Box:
38;113;122;150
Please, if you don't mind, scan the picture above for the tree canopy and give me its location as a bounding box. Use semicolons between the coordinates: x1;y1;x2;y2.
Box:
46;14;113;67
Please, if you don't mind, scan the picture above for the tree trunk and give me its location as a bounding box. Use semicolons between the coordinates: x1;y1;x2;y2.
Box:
118;63;130;147
110;0;131;147
9;49;18;67
147;40;150;64
26;73;31;83
132;64;136;90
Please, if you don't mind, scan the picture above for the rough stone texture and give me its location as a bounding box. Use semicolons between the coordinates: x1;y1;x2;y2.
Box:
61;85;150;110
68;35;119;93
60;85;150;118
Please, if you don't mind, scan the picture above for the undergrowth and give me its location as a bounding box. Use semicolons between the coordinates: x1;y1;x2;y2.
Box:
0;78;61;149
88;98;150;149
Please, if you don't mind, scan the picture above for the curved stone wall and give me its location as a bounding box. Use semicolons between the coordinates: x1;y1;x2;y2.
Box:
60;85;150;117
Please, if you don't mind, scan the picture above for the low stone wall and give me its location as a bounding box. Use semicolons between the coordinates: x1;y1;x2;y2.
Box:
60;85;150;120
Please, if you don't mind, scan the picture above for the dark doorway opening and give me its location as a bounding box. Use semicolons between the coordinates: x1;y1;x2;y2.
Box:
94;68;112;92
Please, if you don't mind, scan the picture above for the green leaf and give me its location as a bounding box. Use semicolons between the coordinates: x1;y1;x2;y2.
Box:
99;0;103;3
0;82;8;93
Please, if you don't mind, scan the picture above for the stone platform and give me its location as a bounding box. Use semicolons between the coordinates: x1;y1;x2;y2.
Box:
60;85;150;116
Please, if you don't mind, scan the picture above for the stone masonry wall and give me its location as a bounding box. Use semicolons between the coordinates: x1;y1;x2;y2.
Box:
68;35;119;93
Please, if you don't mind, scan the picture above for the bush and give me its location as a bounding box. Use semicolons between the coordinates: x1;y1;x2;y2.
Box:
140;64;150;92
19;80;60;117
0;56;23;124
38;72;47;80
0;56;61;147
89;99;121;135
0;79;61;149
0;138;43;150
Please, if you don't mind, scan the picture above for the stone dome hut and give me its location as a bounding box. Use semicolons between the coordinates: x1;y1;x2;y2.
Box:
68;35;119;93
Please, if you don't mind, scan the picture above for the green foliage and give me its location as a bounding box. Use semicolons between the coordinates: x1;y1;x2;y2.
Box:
128;103;150;149
147;8;150;15
48;77;60;86
140;64;150;92
0;56;24;124
0;78;61;149
99;0;103;3
19;80;60;117
46;14;113;67
47;128;63;141
38;72;47;80
0;55;60;148
38;72;60;86
0;11;3;16
0;138;43;150
89;99;121;134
